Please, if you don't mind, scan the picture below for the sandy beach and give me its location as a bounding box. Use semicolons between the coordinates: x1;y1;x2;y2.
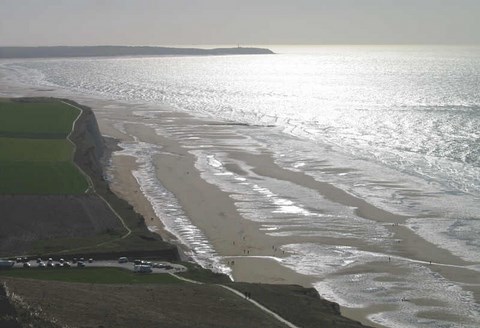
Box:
86;100;479;328
97;107;316;286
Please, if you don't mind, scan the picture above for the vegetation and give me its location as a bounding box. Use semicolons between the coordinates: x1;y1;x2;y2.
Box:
0;99;78;138
0;99;89;194
226;282;367;328
30;232;123;255
0;97;176;258
0;161;88;194
177;262;231;284
2;278;285;328
0;137;72;161
0;268;182;285
30;234;177;258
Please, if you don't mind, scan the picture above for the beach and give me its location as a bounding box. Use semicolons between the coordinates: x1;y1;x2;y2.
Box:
87;99;479;328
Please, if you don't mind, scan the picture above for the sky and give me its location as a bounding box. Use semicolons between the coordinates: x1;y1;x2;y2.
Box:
0;0;479;46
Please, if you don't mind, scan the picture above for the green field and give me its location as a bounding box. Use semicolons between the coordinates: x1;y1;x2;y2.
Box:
0;161;89;194
0;100;79;138
0;137;72;161
0;99;89;194
0;267;183;284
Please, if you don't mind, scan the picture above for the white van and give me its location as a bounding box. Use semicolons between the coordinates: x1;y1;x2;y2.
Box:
134;264;152;273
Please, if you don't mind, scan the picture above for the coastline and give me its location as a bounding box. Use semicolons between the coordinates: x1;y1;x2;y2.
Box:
93;101;480;328
1;74;479;327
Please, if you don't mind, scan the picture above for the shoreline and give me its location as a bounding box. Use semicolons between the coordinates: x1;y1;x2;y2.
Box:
94;102;480;328
1;76;478;327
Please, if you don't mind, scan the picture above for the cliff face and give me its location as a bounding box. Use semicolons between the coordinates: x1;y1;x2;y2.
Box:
65;99;180;260
66;100;104;180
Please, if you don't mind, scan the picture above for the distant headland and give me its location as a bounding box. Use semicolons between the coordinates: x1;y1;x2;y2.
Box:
0;46;274;58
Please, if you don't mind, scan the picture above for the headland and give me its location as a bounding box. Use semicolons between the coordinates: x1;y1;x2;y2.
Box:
0;46;274;59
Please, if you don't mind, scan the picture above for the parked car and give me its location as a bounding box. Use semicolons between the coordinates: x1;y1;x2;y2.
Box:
88;258;93;263
0;260;15;268
38;262;46;268
23;262;31;268
36;258;42;263
77;261;85;267
118;257;129;263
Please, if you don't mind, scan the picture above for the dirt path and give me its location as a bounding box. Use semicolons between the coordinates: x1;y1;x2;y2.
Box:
168;272;298;328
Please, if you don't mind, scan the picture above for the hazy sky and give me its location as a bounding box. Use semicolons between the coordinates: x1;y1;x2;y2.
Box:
1;0;479;46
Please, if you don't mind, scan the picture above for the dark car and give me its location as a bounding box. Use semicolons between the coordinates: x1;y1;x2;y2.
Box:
77;261;85;267
23;262;31;268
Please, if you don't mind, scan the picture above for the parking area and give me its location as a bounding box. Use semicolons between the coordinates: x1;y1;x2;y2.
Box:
8;257;187;274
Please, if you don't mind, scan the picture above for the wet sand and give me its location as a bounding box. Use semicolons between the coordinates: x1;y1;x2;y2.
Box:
90;102;479;328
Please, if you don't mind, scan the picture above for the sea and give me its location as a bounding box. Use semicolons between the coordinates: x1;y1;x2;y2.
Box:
1;45;479;328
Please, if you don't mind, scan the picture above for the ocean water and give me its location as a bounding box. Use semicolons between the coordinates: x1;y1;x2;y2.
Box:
1;45;479;327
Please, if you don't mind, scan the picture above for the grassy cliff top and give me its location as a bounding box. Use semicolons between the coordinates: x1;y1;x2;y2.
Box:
0;99;79;138
0;98;88;194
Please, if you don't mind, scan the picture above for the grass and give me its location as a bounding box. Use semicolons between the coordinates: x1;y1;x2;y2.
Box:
177;262;231;284
0;98;89;194
29;231;176;256
0;267;183;284
0;137;72;161
31;231;123;255
225;282;367;328
0;161;89;194
0;99;79;138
